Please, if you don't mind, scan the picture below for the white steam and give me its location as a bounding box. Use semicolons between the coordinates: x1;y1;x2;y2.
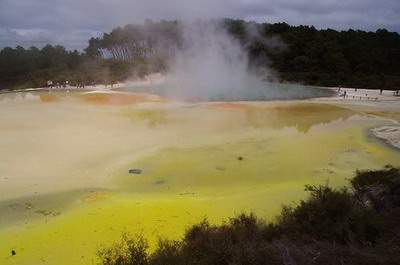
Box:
125;20;333;101
164;20;266;100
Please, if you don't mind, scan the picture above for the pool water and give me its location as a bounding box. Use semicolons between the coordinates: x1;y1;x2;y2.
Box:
0;91;399;265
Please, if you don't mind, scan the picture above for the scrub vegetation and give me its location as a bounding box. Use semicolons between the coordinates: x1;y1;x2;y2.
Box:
1;19;400;90
98;166;400;265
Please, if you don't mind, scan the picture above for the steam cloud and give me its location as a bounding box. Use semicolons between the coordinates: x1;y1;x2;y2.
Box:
127;20;333;101
164;20;267;101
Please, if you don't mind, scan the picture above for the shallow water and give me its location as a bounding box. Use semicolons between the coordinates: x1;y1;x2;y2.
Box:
0;91;399;265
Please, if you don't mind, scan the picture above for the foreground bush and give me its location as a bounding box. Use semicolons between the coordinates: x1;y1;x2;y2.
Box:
98;166;400;265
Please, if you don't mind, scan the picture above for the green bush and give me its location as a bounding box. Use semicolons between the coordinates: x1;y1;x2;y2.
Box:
98;233;148;265
278;185;383;244
352;165;400;192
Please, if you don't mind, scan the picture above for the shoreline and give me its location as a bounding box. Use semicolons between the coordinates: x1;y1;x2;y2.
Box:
2;83;400;99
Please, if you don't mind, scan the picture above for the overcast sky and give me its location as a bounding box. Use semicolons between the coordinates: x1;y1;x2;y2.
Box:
0;0;399;50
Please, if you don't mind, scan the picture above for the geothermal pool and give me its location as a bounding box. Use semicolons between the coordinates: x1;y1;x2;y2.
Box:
0;90;399;265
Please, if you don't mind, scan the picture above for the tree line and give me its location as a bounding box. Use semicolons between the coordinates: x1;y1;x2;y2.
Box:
225;19;400;89
0;45;150;90
1;19;400;90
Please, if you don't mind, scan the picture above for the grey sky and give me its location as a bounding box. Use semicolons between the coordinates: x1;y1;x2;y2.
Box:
0;0;399;50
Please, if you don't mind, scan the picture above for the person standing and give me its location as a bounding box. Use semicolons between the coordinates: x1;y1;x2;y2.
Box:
47;80;53;88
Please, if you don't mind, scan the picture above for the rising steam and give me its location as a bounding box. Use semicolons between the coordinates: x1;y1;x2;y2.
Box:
126;20;333;101
164;20;266;101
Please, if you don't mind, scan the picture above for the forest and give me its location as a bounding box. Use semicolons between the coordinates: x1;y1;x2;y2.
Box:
1;19;400;90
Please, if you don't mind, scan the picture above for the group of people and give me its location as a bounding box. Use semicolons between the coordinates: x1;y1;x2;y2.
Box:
378;89;400;96
337;86;400;100
46;80;68;88
46;80;117;89
46;80;87;89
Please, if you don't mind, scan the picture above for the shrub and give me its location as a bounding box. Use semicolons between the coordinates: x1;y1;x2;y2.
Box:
352;165;400;210
352;165;400;192
278;185;383;244
98;233;148;265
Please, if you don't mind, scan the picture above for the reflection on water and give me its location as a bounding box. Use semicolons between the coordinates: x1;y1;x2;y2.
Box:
208;102;354;132
119;81;335;101
0;91;399;265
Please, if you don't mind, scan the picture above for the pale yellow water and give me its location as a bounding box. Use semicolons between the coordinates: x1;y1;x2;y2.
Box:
0;91;399;265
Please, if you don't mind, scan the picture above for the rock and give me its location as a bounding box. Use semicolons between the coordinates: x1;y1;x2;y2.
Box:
371;126;400;150
153;179;165;185
11;250;16;256
129;169;142;174
215;166;226;171
35;209;52;216
237;156;244;161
